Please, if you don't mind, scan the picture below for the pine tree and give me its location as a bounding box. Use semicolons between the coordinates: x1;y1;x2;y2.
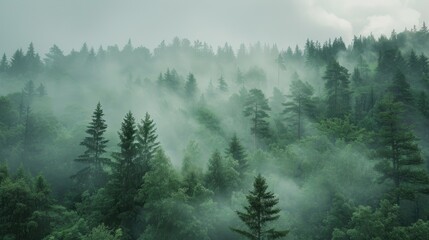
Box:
323;60;351;118
231;174;288;240
137;112;160;174
244;88;271;148
375;96;429;205
283;73;315;140
205;150;226;197
351;68;363;85
226;134;248;178
106;111;140;228
388;71;413;104
0;54;8;73
218;75;228;92
74;102;109;190
9;49;25;75
184;73;198;100
417;91;429;117
25;43;43;75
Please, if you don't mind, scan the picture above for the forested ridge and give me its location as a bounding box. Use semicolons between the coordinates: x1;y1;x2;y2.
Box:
2;24;429;239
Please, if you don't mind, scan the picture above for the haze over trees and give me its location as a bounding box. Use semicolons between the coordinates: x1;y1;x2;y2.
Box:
2;23;429;240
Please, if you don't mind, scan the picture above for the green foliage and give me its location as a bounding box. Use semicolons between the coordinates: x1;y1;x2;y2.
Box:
388;71;413;104
185;73;198;100
225;134;248;179
318;116;367;143
218;75;228;92
74;102;109;191
283;73;316;140
375;96;429;204
205;150;239;199
323;60;352;118
105;111;140;230
82;224;122;240
244;89;271;147
136;112;160;174
231;174;288;240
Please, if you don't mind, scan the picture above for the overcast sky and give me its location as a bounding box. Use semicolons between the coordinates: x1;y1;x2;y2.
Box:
0;0;428;56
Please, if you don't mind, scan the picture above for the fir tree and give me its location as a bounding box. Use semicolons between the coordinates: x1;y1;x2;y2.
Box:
323;60;351;118
137;112;160;174
74;102;109;190
375;96;429;205
0;54;8;73
226;134;248;178
231;174;288;240
244;88;271;148
283;73;315;140
205;150;226;197
218;75;228;92
106;111;140;228
184;73;198;99
388;71;413;104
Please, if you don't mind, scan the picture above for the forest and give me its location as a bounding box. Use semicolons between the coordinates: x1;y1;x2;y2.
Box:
1;23;429;240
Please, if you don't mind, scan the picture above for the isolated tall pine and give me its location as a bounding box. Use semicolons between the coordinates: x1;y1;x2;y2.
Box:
375;96;429;206
231;174;288;240
137;112;160;174
74;102;109;190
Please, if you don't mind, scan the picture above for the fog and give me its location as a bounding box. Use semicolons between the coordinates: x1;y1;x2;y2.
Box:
1;2;429;240
1;0;428;56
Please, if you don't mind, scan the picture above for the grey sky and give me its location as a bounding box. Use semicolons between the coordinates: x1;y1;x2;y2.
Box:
0;0;428;56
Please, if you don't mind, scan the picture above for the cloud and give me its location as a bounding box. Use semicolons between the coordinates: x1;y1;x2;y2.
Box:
0;0;427;56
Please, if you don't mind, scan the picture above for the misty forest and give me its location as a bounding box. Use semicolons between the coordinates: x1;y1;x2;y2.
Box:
2;23;429;240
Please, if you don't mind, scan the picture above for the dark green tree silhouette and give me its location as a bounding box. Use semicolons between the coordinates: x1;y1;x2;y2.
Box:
283;73;315;140
375;96;429;206
218;75;228;92
323;60;351;118
231;174;288;240
184;73;198;100
106;111;140;229
244;89;271;148
388;71;413;104
74;102;109;190
0;54;8;73
226;134;248;178
137;112;160;174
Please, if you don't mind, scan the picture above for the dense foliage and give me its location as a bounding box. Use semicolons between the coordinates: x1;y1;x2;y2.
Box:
2;24;429;239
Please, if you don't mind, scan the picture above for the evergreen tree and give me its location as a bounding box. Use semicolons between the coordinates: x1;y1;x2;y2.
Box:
136;112;160;174
244;88;271;147
37;83;46;97
417;91;429;117
184;73;198;100
375;96;429;205
74;102;109;190
226;134;248;178
205;150;238;199
25;43;43;75
351;68;363;85
106;111;140;229
205;150;227;198
9;49;25;75
231;174;288;240
323;60;351;118
0;53;8;73
388;71;413;104
218;75;228;92
283;73;315;140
